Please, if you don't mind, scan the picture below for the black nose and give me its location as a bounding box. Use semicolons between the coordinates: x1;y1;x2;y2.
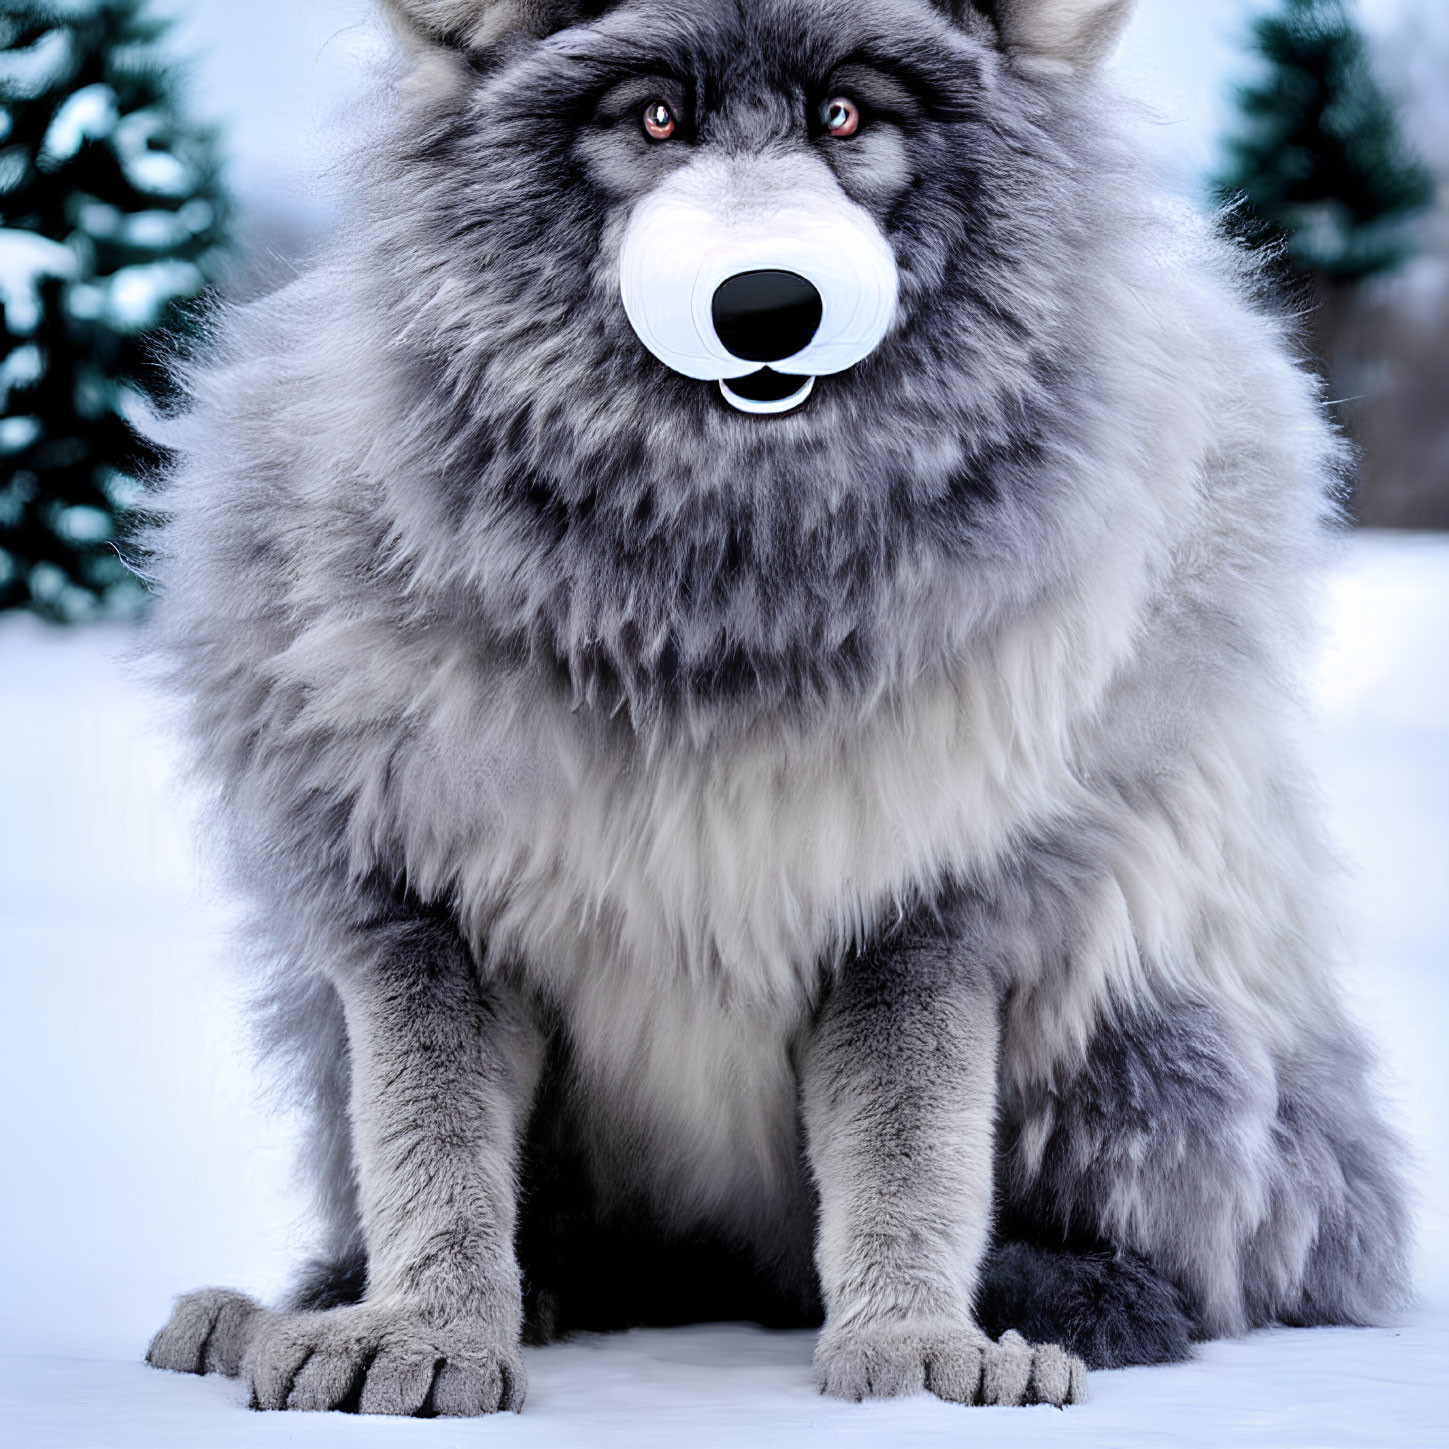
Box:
711;270;823;364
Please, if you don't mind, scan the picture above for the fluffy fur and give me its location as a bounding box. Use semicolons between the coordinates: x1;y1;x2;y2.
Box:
143;0;1410;1417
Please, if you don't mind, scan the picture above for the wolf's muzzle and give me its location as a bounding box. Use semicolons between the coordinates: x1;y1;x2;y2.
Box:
619;161;898;416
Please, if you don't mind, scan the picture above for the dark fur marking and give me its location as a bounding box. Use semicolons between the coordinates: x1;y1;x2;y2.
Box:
975;1239;1195;1369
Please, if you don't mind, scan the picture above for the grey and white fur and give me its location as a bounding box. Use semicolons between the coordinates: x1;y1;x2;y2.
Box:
143;0;1411;1417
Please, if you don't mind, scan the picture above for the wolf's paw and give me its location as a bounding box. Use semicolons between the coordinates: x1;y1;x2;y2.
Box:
244;1303;525;1416
814;1322;1086;1407
147;1289;262;1378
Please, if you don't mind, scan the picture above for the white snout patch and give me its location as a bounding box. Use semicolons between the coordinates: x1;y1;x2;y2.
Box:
619;164;899;416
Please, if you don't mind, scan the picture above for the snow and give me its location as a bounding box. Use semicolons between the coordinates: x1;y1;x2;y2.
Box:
0;413;41;454
110;109;195;199
71;201;210;251
91;259;205;332
1;530;1447;1446
39;82;118;168
3;1319;1445;1449
116;209;197;250
65;259;206;333
0;341;43;397
0;229;78;336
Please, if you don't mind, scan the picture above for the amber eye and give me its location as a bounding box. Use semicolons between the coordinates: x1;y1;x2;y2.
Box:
643;101;677;141
823;96;860;138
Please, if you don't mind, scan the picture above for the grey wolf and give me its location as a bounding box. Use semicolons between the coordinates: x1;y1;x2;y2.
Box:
144;0;1409;1416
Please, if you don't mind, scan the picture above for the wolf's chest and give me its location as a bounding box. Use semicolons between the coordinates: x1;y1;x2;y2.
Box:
425;667;1071;1009
358;611;1086;1008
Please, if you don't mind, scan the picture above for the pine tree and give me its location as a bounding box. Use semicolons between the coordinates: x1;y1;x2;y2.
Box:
1215;0;1434;287
0;0;228;622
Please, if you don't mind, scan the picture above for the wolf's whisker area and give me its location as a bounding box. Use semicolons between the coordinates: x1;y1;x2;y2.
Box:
142;0;1410;1422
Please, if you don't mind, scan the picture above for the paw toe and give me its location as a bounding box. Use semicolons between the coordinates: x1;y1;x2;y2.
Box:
813;1340;870;1400
431;1352;525;1415
246;1325;316;1411
814;1352;864;1401
1029;1342;1086;1406
981;1329;1034;1406
286;1343;368;1412
867;1347;926;1399
146;1290;259;1377
924;1338;984;1404
202;1293;260;1376
356;1348;437;1417
814;1327;931;1401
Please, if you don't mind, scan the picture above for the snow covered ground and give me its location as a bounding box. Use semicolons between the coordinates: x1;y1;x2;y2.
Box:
1;530;1446;1447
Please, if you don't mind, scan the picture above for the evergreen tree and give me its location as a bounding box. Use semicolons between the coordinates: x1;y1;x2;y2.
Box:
1215;0;1434;286
0;0;227;622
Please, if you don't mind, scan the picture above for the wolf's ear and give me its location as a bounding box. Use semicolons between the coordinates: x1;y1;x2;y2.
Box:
379;0;586;50
989;0;1134;70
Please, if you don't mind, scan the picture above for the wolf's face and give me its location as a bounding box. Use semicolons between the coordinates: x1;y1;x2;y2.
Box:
368;0;1140;723
537;0;977;423
392;0;1059;422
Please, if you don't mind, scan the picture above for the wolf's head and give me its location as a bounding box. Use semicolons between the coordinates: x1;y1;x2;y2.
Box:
350;0;1160;726
381;0;1131;410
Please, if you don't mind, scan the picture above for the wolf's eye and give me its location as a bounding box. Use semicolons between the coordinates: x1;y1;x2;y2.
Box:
823;97;860;139
643;101;677;141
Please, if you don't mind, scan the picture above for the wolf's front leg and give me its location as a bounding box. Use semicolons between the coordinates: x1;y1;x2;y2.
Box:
801;927;1085;1407
149;912;541;1416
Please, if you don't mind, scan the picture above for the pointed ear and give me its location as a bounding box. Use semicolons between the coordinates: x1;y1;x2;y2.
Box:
992;0;1135;70
379;0;586;50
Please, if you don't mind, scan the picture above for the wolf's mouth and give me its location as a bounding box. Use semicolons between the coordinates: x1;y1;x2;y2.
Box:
718;368;815;416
